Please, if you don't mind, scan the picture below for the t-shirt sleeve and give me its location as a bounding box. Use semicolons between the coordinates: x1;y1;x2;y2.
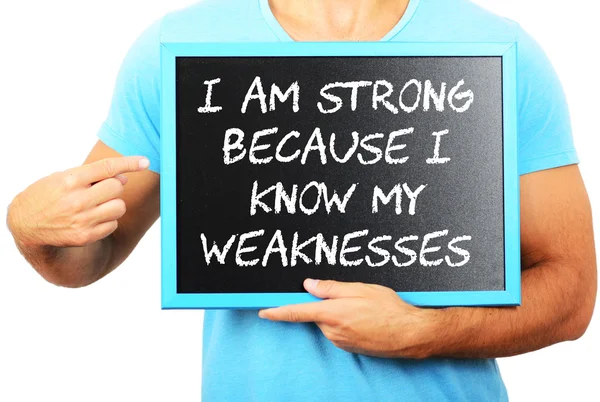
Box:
96;19;162;173
516;25;579;176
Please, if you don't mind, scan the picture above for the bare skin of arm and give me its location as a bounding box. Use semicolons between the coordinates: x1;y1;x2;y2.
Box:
7;140;596;359
260;165;597;359
427;165;597;358
7;140;160;287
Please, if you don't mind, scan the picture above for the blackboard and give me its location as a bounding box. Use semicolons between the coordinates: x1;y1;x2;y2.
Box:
160;43;520;308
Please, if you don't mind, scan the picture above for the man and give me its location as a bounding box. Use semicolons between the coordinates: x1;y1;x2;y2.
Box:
6;0;596;400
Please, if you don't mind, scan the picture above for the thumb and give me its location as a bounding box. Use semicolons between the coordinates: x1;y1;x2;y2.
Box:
303;278;368;299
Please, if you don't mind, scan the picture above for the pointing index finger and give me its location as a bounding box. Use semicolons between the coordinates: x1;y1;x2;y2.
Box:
78;156;150;185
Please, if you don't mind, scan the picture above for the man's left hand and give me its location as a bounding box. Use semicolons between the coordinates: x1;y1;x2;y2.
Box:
258;278;441;359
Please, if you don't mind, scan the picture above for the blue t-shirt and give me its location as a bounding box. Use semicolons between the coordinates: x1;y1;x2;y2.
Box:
97;0;579;400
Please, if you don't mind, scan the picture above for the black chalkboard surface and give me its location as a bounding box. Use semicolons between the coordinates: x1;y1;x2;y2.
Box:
160;42;520;308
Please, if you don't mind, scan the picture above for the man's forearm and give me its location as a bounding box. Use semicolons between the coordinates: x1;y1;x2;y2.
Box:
11;230;115;288
425;261;596;359
6;191;120;288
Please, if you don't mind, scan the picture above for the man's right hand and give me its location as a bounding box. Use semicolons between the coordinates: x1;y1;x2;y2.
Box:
7;156;149;249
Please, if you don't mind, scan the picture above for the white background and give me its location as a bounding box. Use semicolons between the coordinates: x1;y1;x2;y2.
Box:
0;1;597;401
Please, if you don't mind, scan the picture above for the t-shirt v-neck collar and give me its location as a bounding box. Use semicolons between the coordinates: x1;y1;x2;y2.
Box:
258;0;422;42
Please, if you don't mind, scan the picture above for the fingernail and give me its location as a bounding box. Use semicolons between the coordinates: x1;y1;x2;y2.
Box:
115;174;128;184
139;158;150;169
258;310;267;319
304;278;319;291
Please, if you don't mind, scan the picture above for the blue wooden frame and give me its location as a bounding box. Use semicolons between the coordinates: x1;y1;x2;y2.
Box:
160;42;520;309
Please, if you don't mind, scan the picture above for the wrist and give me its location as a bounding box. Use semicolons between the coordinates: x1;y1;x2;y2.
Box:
419;307;483;358
7;196;61;266
413;307;446;359
7;195;29;245
388;305;446;359
7;195;49;250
